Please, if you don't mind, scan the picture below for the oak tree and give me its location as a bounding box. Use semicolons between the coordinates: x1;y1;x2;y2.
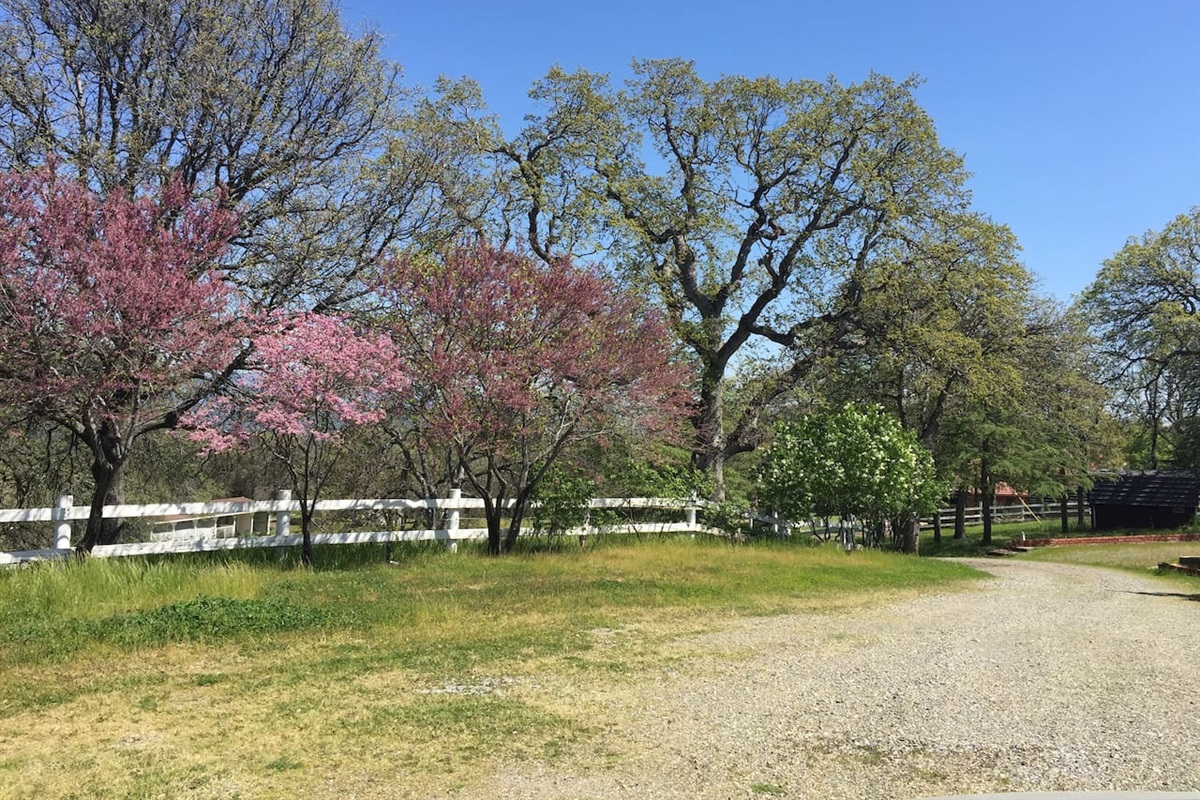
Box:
1080;208;1199;471
463;60;970;496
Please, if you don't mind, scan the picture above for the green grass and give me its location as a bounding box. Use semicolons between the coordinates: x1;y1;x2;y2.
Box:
919;518;1196;558
1020;540;1200;574
0;536;982;798
1;536;980;667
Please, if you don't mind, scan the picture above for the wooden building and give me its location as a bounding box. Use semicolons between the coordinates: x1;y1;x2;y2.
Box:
1088;471;1198;531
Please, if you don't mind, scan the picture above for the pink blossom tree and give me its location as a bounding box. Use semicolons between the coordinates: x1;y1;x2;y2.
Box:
186;313;407;567
0;166;244;551
379;244;693;555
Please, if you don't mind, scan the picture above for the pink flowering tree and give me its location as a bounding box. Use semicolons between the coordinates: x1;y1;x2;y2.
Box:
186;313;407;567
379;244;694;555
0;166;244;551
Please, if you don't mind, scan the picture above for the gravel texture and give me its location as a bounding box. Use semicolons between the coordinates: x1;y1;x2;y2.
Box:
458;559;1200;800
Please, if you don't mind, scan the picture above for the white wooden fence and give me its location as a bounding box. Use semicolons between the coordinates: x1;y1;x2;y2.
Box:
0;491;706;565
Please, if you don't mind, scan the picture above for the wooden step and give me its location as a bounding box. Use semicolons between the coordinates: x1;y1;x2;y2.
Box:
985;548;1021;557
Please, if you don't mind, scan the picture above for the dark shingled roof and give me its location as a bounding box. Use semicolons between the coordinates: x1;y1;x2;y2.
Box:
1089;471;1199;509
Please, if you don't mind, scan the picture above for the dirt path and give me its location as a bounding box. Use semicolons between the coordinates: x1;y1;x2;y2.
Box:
464;559;1200;799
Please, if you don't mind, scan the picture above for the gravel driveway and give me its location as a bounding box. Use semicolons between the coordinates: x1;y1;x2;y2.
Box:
465;559;1200;799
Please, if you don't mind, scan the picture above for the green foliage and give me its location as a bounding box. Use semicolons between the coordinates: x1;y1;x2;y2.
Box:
759;406;943;533
612;457;712;500
1080;208;1200;471
529;466;597;535
475;59;972;495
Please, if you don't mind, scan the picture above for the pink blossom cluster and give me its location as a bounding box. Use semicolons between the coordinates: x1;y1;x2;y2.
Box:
186;312;409;453
0;165;244;433
378;244;693;456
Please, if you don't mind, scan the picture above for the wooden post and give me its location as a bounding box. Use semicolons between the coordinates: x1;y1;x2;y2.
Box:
54;494;72;550
445;488;460;553
578;508;590;549
274;489;291;537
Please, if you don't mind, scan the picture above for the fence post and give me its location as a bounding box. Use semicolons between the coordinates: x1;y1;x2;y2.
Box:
579;508;590;549
54;494;73;550
445;488;460;553
275;489;291;537
685;496;698;536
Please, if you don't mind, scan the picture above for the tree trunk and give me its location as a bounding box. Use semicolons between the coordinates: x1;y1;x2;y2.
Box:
77;455;126;552
693;371;727;501
980;457;993;546
1076;486;1086;527
953;488;966;539
1060;494;1069;534
902;515;920;555
484;503;503;555
300;508;315;568
932;504;942;544
503;502;526;553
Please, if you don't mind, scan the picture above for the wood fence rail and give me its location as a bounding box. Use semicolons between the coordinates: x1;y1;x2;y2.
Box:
0;491;708;565
0;493;1093;566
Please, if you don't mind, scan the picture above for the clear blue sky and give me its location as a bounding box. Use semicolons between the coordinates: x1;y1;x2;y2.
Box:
343;0;1200;303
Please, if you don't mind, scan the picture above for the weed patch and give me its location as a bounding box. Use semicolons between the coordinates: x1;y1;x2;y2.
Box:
90;595;332;646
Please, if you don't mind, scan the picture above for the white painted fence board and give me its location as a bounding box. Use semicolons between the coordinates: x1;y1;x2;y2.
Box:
0;548;70;564
0;508;56;523
1;493;714;565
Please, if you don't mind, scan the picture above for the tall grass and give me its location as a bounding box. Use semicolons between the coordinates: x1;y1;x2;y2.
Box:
0;556;272;620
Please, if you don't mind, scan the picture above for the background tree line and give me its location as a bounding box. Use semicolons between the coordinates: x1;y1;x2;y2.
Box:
0;0;1192;557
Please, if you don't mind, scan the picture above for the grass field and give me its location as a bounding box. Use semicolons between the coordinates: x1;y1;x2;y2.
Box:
0;537;982;800
1021;539;1200;573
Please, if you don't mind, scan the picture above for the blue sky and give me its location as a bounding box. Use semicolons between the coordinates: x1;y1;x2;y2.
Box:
343;0;1200;303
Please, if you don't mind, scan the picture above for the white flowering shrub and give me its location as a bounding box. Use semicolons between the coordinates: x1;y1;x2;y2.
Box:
759;406;943;542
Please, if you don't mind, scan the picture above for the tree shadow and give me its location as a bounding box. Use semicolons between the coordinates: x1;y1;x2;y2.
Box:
1122;590;1200;602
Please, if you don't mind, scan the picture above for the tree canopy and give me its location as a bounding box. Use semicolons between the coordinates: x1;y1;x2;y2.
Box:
447;59;970;497
1079;208;1200;472
378;243;693;554
0;165;243;549
186;313;407;565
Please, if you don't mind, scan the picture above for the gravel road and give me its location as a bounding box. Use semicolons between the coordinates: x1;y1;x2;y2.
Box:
465;559;1200;800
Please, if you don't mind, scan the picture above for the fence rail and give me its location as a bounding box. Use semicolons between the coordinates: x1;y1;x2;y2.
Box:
922;498;1088;529
0;492;1096;565
0;491;707;565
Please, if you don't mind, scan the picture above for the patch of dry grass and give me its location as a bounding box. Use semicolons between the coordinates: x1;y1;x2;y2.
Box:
0;538;981;798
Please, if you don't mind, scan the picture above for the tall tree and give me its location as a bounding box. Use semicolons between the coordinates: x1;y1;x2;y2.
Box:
1079;208;1200;471
0;166;243;550
815;210;1032;537
379;244;693;554
938;301;1114;542
0;0;473;309
463;60;969;496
